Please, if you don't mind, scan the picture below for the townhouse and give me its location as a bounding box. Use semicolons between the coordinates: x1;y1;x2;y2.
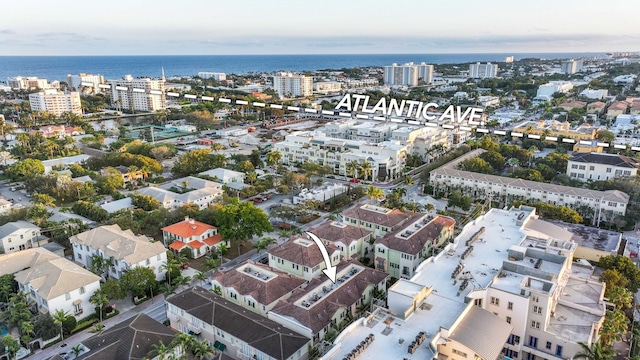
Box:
267;236;340;281
0;221;42;254
308;220;373;260
340;203;413;238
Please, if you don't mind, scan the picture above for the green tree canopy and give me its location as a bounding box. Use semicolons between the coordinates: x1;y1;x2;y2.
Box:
121;267;157;298
215;199;273;247
6;158;45;181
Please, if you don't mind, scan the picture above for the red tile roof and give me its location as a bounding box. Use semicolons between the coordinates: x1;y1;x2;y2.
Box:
190;241;205;249
169;241;186;251
203;234;223;246
161;218;216;238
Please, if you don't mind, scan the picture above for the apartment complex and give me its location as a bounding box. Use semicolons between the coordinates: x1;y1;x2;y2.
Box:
28;89;82;116
513;120;598;141
429;149;629;217
567;152;639;182
197;72;226;81
0;248;100;319
341;203;413;238
109;74;166;111
272;72;313;97
374;215;455;279
469;62;498;79
167;286;312;360
308;220;373;260
267;236;341;281
137;176;224;210
383;62;434;86
67;73;105;93
7;76;51;90
537;81;574;97
70;224;168;281
561;59;583;74
314;81;342;93
327;206;609;360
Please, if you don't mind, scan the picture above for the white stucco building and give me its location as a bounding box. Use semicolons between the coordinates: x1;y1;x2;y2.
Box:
29;89;82;116
0;221;42;254
109;74;166;111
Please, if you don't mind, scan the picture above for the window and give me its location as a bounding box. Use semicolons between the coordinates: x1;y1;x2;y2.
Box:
508;301;513;310
571;164;578;169
530;321;540;329
491;297;500;306
528;336;538;348
531;295;539;303
474;299;483;307
65;293;71;301
79;286;85;295
533;305;542;314
546;341;551;350
555;345;563;357
157;254;161;261
589;166;595;170
146;259;150;265
452;349;468;357
506;316;512;324
606;167;612;173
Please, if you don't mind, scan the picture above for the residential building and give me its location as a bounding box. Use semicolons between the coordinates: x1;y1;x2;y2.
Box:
536;81;574;97
35;125;84;138
429;149;629;218
572;140;604;154
341;78;379;88
313;81;342;93
267;236;341;281
383;63;419;86
137;176;224;210
78;314;182;360
586;101;607;114
561;59;583;74
469;62;498;79
167;286;312;360
327;206;609;360
505;56;515;63
197;72;226;81
161;217;227;259
308;220;373;260
66;73;105;94
28;89;82;116
199;168;245;189
613;74;637;84
292;183;348;205
417;62;434;83
272;72;313;97
513;120;597;141
42;154;91;174
374;215;455;279
567;152;639;182
7;76;50;90
0;221;42;254
70;224;168;281
478;95;500;107
210;260;306;316
612;114;638;134
109;74;166;112
580;89;608;100
0;199;11;214
341;204;413;238
0;248;100;319
607;101;628;118
558;100;586;112
268;261;388;341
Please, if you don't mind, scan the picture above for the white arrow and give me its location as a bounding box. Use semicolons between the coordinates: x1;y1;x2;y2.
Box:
306;231;337;283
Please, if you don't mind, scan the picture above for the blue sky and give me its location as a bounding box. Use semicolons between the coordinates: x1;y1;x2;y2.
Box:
1;0;639;55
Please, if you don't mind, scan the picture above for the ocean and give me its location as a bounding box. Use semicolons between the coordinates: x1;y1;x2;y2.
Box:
0;53;604;82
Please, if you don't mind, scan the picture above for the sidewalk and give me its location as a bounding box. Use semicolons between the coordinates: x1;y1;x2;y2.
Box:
31;293;166;360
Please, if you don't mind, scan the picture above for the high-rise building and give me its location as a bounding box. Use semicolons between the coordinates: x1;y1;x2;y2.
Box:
272;72;313;97
197;72;226;81
417;62;434;83
505;56;514;63
109;74;166;112
28;89;82;116
7;76;51;90
561;59;583;74
383;63;419;86
67;73;105;93
469;62;498;79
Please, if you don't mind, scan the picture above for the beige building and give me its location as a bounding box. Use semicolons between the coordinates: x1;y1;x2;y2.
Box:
567;152;639;182
341;204;413;238
308;220;373;260
109;74;166;112
272;72;313;97
429;149;629;218
0;221;42;254
28;89;82;116
268;236;340;281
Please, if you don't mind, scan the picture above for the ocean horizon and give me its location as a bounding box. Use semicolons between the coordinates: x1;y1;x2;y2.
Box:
0;52;605;82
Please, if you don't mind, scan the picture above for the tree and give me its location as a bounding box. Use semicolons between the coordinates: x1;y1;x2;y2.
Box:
0;151;14;166
573;341;615;360
459;157;494;174
266;150;282;172
33;314;57;340
1;335;20;360
479;151;505;171
53;309;70;341
170;333;196;359
365;185;385;204
90;289;109;323
70;344;84;358
121;267;157;298
359;161;372;181
599;309;628;346
191;339;217;360
150;146;171;162
6;158;45;181
101;279;126;300
215;199;273;255
162;259;181;288
346;160;359;180
193;272;207;287
131;193;161;211
32;193;57;207
149;340;172;360
597;130;615;143
254;237;276;254
599;255;640;292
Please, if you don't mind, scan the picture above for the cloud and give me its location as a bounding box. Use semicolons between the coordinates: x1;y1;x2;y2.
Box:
0;29;16;35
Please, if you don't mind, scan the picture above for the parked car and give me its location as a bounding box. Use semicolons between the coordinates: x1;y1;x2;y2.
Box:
253;197;263;203
349;178;361;183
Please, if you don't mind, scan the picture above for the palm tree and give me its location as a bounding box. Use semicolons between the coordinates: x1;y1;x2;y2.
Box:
573;341;615;360
211;143;224;153
425;203;435;213
507;157;520;172
0;151;13;166
254;237;276;254
278;228;292;241
170;333;196;360
90;289;109;323
149;340;171;360
204;259;218;271
70;344;84;358
53;309;70;341
403;176;414;186
191;339;216;360
599;309;629;346
365;185;385;205
359;161;372;181
345;160;359;180
192;272;207;287
161;259;181;287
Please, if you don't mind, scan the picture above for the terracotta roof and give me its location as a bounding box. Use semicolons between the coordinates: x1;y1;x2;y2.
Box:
341;204;412;229
211;260;306;305
203;234;223;246
167;287;310;360
375;215;455;255
169;241;186;251
270;261;388;335
609;101;628;111
190;240;205;249
559;101;586;108
587;101;606;108
161;218;216;238
267;236;340;267
309;221;373;245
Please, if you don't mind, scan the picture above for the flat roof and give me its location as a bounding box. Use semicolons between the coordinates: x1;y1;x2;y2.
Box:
327;293;466;360
547;303;601;343
547;220;622;253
